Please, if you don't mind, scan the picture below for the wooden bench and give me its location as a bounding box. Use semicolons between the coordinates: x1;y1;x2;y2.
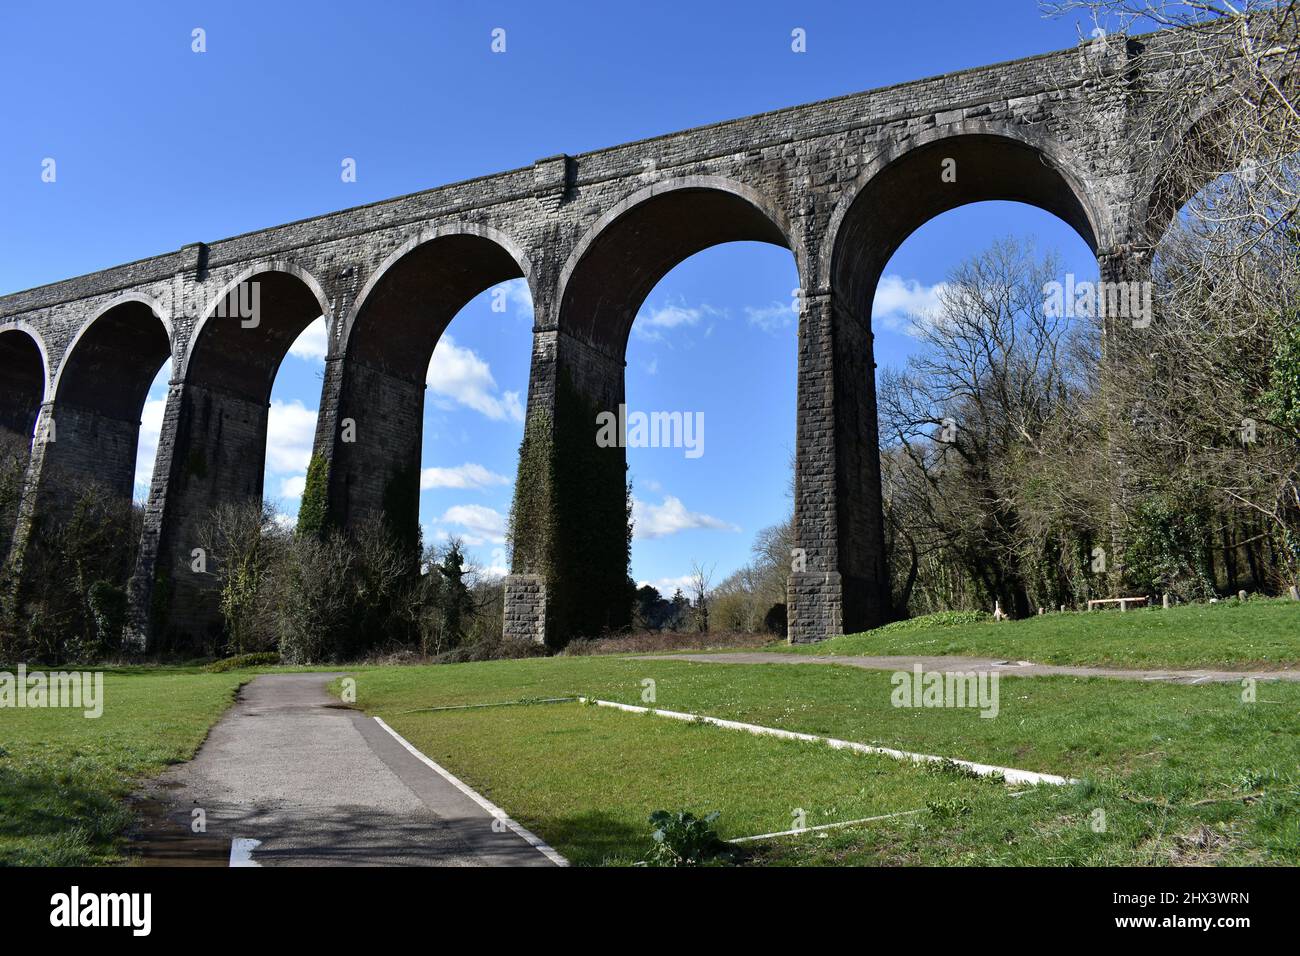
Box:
1087;596;1149;612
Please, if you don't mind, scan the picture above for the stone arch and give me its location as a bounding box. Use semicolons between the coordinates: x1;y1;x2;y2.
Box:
823;124;1108;313
54;295;172;422
558;175;802;355
47;296;172;502
517;177;799;644
341;222;535;360
326;224;534;542
790;126;1108;640
149;264;330;651
1134;84;1263;247
181;260;331;398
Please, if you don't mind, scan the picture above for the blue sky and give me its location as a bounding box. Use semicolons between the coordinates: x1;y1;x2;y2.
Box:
0;1;1100;593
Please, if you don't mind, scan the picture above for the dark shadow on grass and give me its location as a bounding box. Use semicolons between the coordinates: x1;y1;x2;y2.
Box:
0;765;129;865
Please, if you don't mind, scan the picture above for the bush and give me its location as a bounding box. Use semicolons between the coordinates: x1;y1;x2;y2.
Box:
643;810;729;867
8;479;141;664
431;635;548;664
1124;494;1215;602
867;610;991;636
201;500;284;656
86;580;128;651
272;531;361;663
204;651;281;672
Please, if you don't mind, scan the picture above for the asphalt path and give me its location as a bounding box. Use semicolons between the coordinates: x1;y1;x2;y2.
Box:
147;673;557;866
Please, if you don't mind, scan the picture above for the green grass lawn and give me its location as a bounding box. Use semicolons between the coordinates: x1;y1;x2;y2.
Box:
345;653;1300;865
3;603;1296;867
776;600;1300;669
0;668;246;865
384;700;999;865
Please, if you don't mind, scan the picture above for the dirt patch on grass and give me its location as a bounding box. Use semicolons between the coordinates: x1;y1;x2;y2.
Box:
1165;824;1238;865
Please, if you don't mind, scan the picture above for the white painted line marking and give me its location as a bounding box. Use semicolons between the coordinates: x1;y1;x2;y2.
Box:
578;698;1075;786
372;716;569;867
229;838;262;867
729;808;927;844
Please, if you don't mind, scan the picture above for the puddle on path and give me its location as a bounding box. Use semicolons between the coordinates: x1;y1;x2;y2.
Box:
122;793;230;867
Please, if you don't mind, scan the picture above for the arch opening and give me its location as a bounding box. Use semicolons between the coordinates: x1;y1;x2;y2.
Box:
331;232;530;551
624;242;799;637
561;185;791;356
9;302;170;658
0;328;45;447
154;269;327;650
53;300;171;503
537;183;797;643
871;202;1100;621
831;134;1100;319
187;271;327;404
814;133;1104;634
0;327;47;562
1135;148;1300;601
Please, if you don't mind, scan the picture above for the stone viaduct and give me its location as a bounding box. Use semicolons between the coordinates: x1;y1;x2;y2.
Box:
0;30;1227;651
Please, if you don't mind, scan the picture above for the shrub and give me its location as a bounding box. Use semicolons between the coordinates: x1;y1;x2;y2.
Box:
643;810;729;867
204;651;282;672
867;610;991;637
86;580;127;651
272;531;358;663
9;479;140;664
201;500;284;655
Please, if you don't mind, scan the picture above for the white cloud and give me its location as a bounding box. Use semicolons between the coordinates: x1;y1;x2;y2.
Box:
642;304;704;329
873;275;946;334
633;300;720;341
745;300;796;333
637;574;696;596
420;462;511;491
134;395;167;492
632;495;739;540
279;474;307;499
437;503;507;544
288;316;328;362
427;335;524;423
494;278;533;318
266;399;318;475
477;546;511;580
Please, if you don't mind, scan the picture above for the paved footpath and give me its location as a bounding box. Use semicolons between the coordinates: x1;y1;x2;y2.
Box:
146;673;556;866
641;653;1300;684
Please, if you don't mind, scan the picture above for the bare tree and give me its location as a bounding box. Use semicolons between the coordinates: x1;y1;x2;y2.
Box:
1038;1;1300;593
689;560;715;632
878;237;1103;616
1040;1;1299;263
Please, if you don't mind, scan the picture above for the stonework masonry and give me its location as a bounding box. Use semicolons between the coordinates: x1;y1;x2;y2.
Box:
0;30;1220;649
